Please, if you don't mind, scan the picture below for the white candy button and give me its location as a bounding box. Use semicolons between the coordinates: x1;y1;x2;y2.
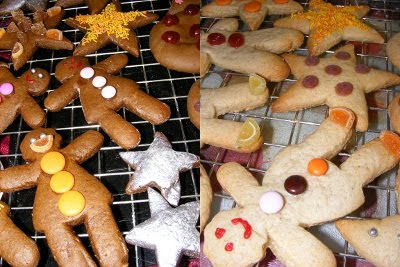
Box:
92;76;107;88
259;191;284;214
101;86;116;99
80;67;94;79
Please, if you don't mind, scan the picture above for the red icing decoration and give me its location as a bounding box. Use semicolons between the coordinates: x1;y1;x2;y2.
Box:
189;24;200;38
335;82;353;96
355;64;370;74
162;31;180;44
325;65;342;75
207;33;226;46
228;33;245;48
184;4;200;15
302;75;319;88
335;51;351;60
25;74;34;84
69;66;74;71
163;14;180;26
215;227;226;239
305;56;319;66
231;218;252;239
225;242;234;252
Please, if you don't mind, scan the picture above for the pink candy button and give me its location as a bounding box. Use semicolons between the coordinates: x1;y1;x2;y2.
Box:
80;67;94;79
101;86;116;99
0;83;14;96
259;191;284;214
92;76;107;88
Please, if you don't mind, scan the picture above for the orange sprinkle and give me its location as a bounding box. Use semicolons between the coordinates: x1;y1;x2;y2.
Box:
215;0;232;5
380;131;400;159
244;1;262;12
307;158;328;176
329;108;353;128
273;0;289;4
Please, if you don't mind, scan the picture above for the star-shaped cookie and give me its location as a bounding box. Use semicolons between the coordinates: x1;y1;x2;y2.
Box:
274;0;384;56
272;44;400;131
55;0;110;14
0;0;47;15
125;188;200;267
120;132;199;206
65;3;158;57
202;0;303;31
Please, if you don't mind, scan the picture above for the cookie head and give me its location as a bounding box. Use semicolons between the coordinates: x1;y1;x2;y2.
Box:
55;56;90;82
21;128;62;162
21;68;50;96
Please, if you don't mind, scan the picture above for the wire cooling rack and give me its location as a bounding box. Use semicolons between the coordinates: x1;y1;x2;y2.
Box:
0;0;200;266
200;0;400;266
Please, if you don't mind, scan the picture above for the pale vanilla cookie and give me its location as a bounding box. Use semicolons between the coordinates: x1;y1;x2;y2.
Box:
200;164;213;233
388;94;400;135
204;108;400;267
201;74;269;153
202;0;303;31
201;18;304;81
272;44;400;132
274;0;384;56
387;32;400;70
336;170;400;267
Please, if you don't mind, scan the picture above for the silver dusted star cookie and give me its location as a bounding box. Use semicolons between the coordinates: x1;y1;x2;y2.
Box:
0;0;47;15
120;132;199;206
125;188;200;267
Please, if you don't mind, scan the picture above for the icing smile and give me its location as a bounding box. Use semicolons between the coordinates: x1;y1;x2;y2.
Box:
30;133;54;153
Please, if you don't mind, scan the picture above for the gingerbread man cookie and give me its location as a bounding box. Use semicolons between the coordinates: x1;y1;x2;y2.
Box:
201;18;303;81
0;128;129;267
387;32;400;70
0;65;50;134
336;171;400;267
44;54;171;150
274;0;384;56
150;1;200;73
202;0;303;31
201;74;269;153
187;80;200;129
0;200;40;267
200;164;213;232
272;44;400;132
55;0;110;14
389;94;400;135
65;3;158;57
204;108;400;266
0;9;73;70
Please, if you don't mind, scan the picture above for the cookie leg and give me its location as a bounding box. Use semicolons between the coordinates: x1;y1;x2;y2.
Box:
20;97;46;129
45;224;96;267
86;205;129;267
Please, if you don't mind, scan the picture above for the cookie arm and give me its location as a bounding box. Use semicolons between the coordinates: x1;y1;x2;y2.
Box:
361;69;400;93
62;130;104;164
0;163;40;192
44;79;79;112
20;96;46;129
0;66;15;82
94;54;128;74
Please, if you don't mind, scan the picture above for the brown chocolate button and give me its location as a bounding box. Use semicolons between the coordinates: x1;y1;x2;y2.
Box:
335;82;353;96
305;56;320;66
335;51;351;60
355;64;370;74
284;175;308;195
325;65;342;75
302;75;319;88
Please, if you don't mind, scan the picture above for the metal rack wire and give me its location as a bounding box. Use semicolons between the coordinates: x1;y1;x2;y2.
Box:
200;0;400;266
0;0;200;266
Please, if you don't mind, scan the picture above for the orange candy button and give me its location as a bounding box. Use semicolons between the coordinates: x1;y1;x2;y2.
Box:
273;0;289;3
50;171;75;194
216;0;232;5
244;1;262;12
307;158;328;176
58;191;85;217
40;152;65;175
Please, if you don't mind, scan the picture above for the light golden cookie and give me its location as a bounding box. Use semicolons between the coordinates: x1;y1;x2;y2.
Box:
274;0;384;56
202;0;303;31
187;80;200;129
201;18;304;81
388;94;400;135
387;32;400;70
204;108;400;266
272;44;400;132
200;164;213;232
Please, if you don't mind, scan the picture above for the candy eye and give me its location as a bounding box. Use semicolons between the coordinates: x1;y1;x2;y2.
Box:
38;73;44;79
39;133;47;139
368;227;378;237
31;68;36;74
30;138;37;144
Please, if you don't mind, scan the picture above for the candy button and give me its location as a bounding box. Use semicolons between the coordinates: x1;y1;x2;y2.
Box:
0;95;2;104
302;75;319;88
325;65;342;75
284;175;308;195
355;64;370;74
308;158;328;176
305;56;320;66
40;151;65;175
335;82;353;96
335;51;351;60
189;24;200;38
58;190;85;217
194;100;200;112
163;14;179;26
162;31;180;44
184;4;200;15
244;1;262;12
259;191;284;214
0;83;14;96
50;171;75;194
101;85;117;99
215;0;232;5
92;76;107;88
228;33;245;48
80;67;94;79
207;33;226;46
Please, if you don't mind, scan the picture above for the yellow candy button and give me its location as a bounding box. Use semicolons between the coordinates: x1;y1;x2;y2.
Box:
50;171;75;194
58;191;85;217
41;152;65;174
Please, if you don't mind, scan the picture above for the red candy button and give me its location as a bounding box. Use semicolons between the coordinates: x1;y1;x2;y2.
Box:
355;64;370;74
335;82;353;96
228;33;245;48
184;4;200;15
335;51;351;60
163;14;179;26
325;65;342;75
225;242;234;252
305;56;320;66
302;75;319;88
162;31;180;44
189;24;200;38
207;33;226;45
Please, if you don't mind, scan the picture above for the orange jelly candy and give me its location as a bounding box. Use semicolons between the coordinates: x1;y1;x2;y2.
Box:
273;0;289;3
216;0;232;5
307;158;328;176
244;1;262;12
380;131;400;159
329;108;353;128
47;6;62;17
46;29;63;41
